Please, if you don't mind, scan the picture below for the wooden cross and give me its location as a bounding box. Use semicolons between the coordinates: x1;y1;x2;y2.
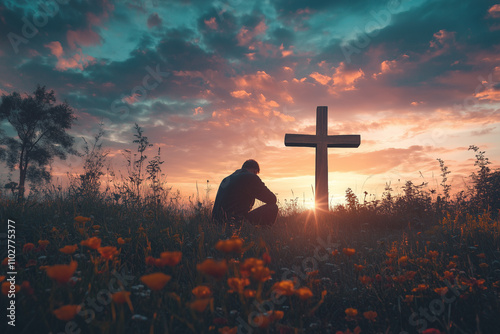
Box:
284;106;360;212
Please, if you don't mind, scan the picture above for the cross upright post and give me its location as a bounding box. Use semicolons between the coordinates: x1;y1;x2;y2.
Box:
284;106;360;212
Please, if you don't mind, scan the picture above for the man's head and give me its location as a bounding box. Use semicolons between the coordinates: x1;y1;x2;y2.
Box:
242;159;260;175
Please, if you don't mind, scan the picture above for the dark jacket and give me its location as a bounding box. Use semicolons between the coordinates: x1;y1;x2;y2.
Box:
212;169;276;221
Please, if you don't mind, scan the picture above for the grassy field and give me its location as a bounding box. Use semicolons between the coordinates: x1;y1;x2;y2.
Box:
1;133;499;334
1;186;499;334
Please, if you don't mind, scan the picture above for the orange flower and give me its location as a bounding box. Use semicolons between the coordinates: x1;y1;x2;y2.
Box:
215;237;244;253
363;310;377;321
74;216;91;223
192;286;212;299
2;282;20;295
98;246;119;260
159;251;182;266
332;250;339;256
53;305;81;321
21;280;34;295
112;291;131;304
270;310;284;321
477;253;486;259
80;237;101;250
335;326;361;334
343;248;356;256
354;264;365;271
38;239;50;249
190;298;212;312
92;225;101;230
46;261;78;284
345;308;358;317
59;245;78;255
197;259;228;279
272;280;295;296
262;252;271;264
219;327;238;334
295;287;313;300
416;257;430;266
479;263;489;268
398;256;408;266
240;258;264;277
405;271;417;281
426;251;439;260
140;273;171;291
434;287;448;296
359;275;373;285
403;295;414;303
243;289;256;298
117;237;126;245
252;314;271;329
412;284;429;293
446;261;457;269
227;277;250;293
251;266;274;282
23;243;35;253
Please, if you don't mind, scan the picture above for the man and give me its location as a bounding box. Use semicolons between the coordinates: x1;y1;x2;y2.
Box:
212;159;278;226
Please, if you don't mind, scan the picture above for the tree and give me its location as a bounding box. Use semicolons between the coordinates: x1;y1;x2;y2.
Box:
0;85;77;200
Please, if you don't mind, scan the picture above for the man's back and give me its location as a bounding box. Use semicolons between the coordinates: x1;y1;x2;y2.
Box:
212;168;276;221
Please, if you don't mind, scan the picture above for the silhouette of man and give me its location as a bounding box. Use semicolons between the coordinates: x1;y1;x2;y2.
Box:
212;159;278;226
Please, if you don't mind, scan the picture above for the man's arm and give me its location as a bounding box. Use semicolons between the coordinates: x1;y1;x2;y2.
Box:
251;175;277;204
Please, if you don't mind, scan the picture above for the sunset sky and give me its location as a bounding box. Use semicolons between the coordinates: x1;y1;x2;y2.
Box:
1;0;499;208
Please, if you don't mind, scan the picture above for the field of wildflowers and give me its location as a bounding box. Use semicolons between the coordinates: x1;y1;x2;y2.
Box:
1;189;499;333
1;130;499;333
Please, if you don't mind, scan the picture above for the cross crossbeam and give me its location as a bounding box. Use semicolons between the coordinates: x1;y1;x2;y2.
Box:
284;106;360;212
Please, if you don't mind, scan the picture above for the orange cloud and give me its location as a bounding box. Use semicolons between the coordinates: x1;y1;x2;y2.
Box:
237;20;267;46
67;28;101;49
231;90;252;99
488;4;500;18
204;17;218;30
44;41;95;71
310;62;365;94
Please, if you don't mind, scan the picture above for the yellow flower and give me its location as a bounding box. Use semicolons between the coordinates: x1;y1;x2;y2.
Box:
197;259;228;279
192;286;212;299
140;273;171;291
53;305;81;321
46;261;78;284
59;245;78;255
